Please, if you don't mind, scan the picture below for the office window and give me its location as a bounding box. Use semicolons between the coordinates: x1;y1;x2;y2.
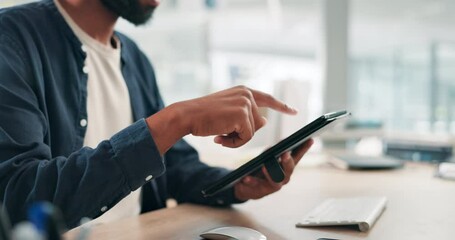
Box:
349;0;455;134
437;43;455;133
119;0;323;151
119;0;322;107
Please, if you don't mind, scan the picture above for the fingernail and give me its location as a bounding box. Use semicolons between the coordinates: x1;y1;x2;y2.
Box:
214;137;222;144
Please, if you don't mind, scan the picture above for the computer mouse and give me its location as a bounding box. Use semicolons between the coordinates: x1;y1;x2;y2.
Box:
200;226;267;240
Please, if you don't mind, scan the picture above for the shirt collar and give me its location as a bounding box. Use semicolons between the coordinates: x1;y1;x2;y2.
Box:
43;0;128;66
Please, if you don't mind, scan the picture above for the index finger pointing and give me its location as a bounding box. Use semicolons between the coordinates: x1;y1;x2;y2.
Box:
250;89;298;115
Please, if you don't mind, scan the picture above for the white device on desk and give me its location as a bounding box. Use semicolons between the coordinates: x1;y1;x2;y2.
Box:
296;196;387;232
200;226;267;240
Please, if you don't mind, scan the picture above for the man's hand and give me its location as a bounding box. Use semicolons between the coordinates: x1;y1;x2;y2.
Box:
179;86;297;147
234;139;314;201
146;86;298;155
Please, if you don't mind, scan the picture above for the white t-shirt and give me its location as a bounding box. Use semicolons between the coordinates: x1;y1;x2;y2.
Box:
55;0;141;225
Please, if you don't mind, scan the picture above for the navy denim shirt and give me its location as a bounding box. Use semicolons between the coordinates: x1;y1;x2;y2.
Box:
0;0;238;228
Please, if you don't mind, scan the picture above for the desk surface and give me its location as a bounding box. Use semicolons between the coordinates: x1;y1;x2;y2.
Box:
66;160;455;240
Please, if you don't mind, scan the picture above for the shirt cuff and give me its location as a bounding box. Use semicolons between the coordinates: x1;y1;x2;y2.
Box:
110;118;165;191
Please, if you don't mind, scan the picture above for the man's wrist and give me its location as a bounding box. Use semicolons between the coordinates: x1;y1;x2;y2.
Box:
145;103;189;155
168;101;191;136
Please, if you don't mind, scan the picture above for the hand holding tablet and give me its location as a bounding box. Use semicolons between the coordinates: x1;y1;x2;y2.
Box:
233;138;314;201
202;110;351;197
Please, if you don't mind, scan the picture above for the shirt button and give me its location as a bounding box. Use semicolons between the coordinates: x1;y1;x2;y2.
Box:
82;66;89;74
101;206;108;212
145;175;153;181
81;45;87;53
80;119;87;127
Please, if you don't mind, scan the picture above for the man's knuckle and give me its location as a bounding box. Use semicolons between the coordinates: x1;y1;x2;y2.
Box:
236;98;252;114
236;85;248;90
238;96;250;106
244;90;254;99
236;86;253;98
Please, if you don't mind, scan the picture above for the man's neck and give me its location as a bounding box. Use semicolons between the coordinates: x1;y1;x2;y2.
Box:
58;0;118;45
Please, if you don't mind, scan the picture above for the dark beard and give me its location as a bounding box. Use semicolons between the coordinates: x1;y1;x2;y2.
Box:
100;0;156;25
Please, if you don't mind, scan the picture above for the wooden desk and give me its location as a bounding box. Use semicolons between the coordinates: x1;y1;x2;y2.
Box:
66;162;455;240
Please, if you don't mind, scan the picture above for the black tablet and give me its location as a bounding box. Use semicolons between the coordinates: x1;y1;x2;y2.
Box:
202;110;351;197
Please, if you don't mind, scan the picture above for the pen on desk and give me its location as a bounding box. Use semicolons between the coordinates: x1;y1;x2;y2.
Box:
28;202;66;240
11;222;43;240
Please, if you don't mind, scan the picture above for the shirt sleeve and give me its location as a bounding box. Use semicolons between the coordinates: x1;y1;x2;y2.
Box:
0;34;165;228
165;139;246;206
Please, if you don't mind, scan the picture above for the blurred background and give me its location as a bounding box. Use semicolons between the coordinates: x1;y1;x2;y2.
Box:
3;0;455;164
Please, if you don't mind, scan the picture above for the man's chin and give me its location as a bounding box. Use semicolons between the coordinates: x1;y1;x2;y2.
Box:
123;12;153;25
100;0;155;26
